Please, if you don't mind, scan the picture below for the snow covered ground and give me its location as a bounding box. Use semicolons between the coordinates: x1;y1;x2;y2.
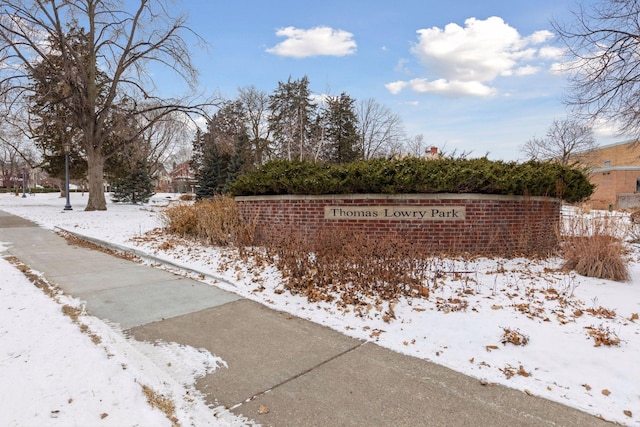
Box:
1;191;639;426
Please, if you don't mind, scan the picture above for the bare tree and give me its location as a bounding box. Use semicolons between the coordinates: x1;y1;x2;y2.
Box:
521;118;596;165
0;124;39;190
138;110;193;177
554;0;640;137
357;98;405;159
238;85;272;165
0;0;211;210
405;134;427;157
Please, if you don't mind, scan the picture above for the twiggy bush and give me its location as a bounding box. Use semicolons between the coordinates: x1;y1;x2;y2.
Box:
195;197;241;246
560;213;629;281
161;196;256;247
267;229;432;314
160;203;198;236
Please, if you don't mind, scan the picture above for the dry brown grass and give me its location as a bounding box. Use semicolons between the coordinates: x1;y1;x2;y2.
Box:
160;196;256;247
7;257;103;344
141;384;179;426
560;213;630;281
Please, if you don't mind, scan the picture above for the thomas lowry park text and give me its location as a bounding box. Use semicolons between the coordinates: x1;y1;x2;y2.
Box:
325;206;466;220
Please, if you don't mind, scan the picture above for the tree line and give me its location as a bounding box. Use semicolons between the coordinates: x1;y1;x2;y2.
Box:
191;77;407;198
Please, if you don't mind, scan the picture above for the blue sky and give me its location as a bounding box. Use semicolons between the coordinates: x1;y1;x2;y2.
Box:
169;0;621;161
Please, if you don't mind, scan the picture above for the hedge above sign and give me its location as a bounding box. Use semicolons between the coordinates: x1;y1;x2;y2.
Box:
325;206;465;220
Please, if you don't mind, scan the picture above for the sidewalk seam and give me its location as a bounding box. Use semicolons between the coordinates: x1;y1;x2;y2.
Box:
230;341;368;411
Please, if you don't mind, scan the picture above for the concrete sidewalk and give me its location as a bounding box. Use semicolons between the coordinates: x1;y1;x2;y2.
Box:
0;210;609;427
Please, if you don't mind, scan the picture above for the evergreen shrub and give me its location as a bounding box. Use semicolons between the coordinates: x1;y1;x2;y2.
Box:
229;157;594;203
111;160;154;204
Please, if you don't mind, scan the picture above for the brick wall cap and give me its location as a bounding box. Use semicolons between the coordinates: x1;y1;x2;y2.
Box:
234;193;559;203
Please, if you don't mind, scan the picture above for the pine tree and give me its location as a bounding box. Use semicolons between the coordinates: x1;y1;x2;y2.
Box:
322;93;362;163
193;101;251;199
111;160;154;204
268;76;316;161
195;142;230;199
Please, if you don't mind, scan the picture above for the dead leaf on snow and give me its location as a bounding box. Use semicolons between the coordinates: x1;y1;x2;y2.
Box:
582;384;592;391
369;329;385;339
500;327;529;346
602;389;611;396
485;345;499;352
518;365;531;377
624;410;632;417
629;313;639;322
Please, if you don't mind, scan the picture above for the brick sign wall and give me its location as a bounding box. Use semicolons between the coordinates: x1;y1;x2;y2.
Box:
235;194;561;256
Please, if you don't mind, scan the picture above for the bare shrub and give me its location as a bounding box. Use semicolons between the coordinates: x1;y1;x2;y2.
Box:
194;197;241;246
161;196;256;247
267;229;433;314
159;203;198;236
559;212;630;281
562;235;629;281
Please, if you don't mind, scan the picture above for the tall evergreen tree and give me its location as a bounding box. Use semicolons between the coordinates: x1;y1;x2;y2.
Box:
268;76;316;161
28;26;91;189
195;140;229;199
193;101;251;199
322;93;362;163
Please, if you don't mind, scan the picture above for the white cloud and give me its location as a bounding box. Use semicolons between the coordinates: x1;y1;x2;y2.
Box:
592;117;622;138
393;58;411;74
514;65;540;76
266;26;356;58
385;81;409;94
526;30;555;45
549;62;568;75
538;46;565;60
388;16;557;97
406;78;496;97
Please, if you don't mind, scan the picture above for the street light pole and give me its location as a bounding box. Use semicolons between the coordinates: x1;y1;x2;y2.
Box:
21;168;26;198
63;142;72;211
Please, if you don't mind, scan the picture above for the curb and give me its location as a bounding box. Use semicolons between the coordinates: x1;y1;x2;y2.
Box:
54;226;238;288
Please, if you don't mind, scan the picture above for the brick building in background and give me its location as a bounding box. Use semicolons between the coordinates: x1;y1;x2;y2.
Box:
169;161;196;193
572;140;640;210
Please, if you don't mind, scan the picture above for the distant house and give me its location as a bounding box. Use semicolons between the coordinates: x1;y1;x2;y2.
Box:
572;140;640;210
152;164;172;192
169;161;196;193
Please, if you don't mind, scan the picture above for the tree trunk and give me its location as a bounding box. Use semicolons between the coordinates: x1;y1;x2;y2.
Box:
85;148;107;211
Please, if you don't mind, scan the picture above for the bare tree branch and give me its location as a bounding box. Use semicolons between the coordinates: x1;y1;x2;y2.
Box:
521;118;596;165
0;0;215;210
554;0;640;137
